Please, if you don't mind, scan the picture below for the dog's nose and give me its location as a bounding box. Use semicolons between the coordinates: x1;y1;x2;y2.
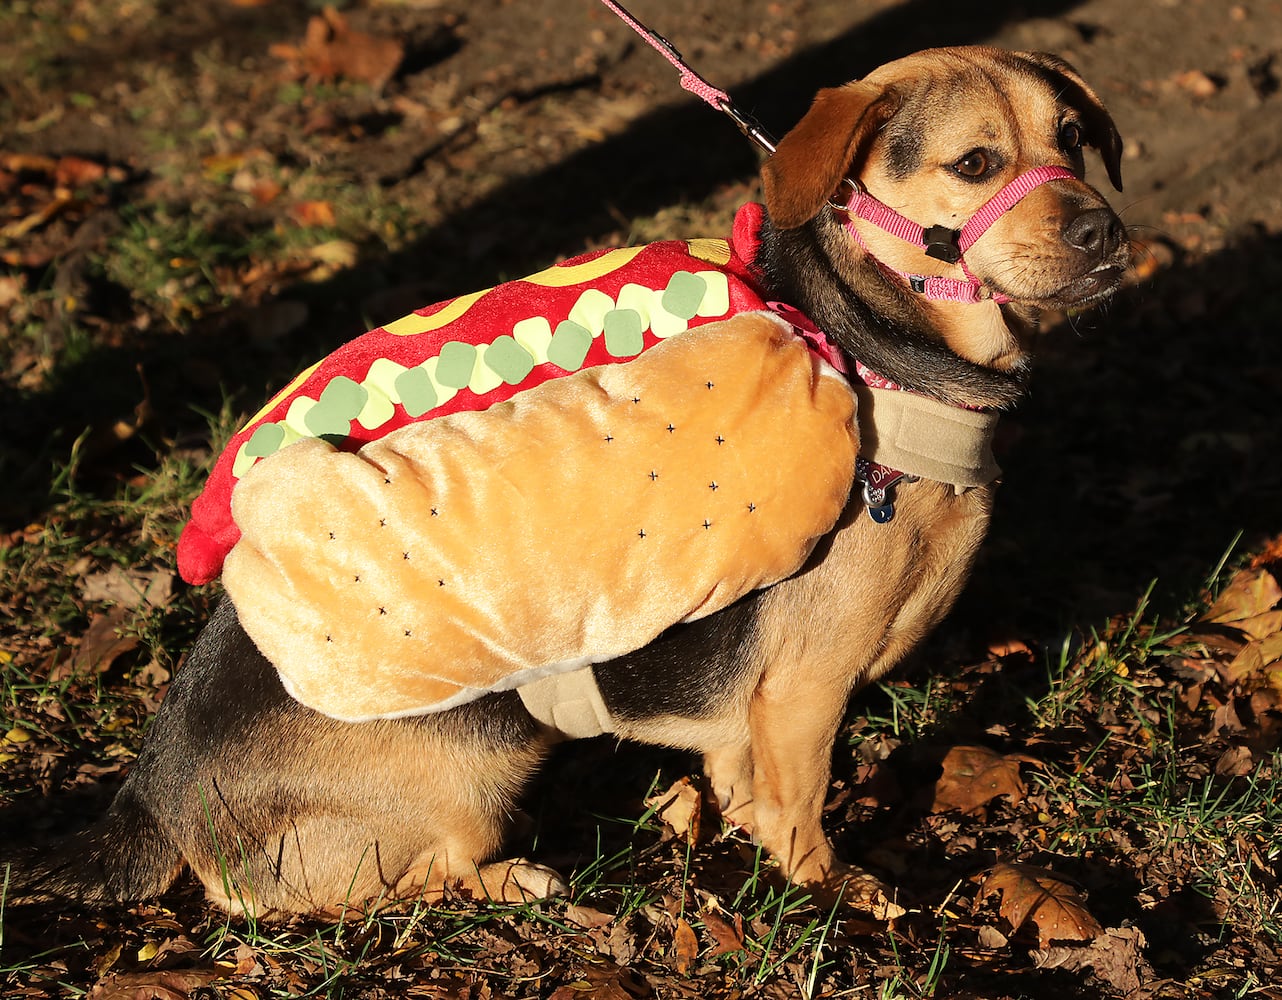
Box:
1064;208;1125;256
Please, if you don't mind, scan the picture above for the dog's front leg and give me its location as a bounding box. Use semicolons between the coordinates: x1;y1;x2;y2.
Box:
746;667;902;917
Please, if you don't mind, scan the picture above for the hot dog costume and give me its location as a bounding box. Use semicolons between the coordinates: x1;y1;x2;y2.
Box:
180;205;995;729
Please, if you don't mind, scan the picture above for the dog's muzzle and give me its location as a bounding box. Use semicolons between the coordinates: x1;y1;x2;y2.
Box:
834;165;1083;304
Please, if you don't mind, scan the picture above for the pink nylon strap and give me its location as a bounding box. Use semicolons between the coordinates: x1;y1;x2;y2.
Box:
596;0;731;110
767;301;848;374
843;218;988;303
958;165;1076;250
846;191;925;246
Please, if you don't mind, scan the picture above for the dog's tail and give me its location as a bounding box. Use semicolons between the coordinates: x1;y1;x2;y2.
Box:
2;787;181;908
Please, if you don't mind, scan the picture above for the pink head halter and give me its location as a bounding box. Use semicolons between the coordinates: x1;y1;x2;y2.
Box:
838;165;1078;304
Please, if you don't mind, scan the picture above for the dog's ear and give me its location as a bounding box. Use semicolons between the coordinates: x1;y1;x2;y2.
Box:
1018;50;1124;192
762;81;898;229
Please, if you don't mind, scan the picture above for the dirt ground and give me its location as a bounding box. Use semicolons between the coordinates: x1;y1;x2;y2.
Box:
2;0;1282;997
3;0;1282;608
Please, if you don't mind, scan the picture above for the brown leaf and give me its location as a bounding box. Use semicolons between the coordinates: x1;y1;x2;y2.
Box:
1;153;59;174
1203;568;1282;624
1234;610;1282;641
565;903;614;929
82;566;174;611
290;200;336;227
981;863;1104;948
54;155;106;188
987;638;1034;660
1030;925;1151;994
1226;633;1282;685
604;915;641;967
930;745;1027;815
645;776;701;843
671;918;699;975
1182;622;1249;657
1214;745;1253;776
89;967;221;1000
65;606;138;678
701;910;745;958
270;8;403;88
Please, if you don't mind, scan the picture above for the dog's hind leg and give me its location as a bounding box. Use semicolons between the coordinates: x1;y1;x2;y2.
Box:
394;852;568;905
703;741;755;831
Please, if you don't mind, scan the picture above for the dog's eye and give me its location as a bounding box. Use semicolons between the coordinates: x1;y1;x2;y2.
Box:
1059;121;1084;151
952;150;989;178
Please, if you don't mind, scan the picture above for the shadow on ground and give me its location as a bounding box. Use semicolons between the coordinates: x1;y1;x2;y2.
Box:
2;0;1091;516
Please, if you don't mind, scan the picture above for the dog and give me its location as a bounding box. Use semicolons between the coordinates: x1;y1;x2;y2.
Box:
6;46;1128;918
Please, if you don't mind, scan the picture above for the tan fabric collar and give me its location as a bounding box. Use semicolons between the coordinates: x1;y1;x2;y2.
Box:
850;383;1001;491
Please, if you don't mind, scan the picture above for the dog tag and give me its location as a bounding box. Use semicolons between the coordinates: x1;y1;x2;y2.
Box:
858;458;906;525
867;502;895;523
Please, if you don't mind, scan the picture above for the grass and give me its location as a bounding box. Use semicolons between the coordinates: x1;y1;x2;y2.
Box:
2;409;1279;995
3;272;1280;1000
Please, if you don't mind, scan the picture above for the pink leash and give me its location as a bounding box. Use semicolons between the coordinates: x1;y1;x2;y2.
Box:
596;1;1084;307
596;0;777;154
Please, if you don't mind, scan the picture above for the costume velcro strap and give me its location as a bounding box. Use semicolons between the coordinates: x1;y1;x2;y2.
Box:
851;385;1001;490
518;668;616;739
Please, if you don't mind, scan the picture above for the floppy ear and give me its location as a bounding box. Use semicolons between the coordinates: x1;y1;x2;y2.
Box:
761;81;898;229
1018;50;1124;192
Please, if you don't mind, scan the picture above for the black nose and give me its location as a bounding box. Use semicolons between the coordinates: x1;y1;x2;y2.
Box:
1064;208;1125;256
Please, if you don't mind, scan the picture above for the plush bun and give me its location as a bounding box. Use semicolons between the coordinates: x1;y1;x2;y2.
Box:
223;312;856;721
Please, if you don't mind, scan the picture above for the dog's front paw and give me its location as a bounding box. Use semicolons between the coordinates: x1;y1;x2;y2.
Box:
814;863;906;921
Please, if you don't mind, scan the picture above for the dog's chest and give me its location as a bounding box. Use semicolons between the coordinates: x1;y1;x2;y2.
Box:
763;482;994;669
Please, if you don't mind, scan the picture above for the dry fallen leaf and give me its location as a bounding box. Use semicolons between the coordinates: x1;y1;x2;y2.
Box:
1203;567;1282;624
82;565;175;611
646;776;702;843
1232;610;1282;640
1226;633;1282;688
1214;745;1254;776
1030;925;1151;994
702;910;745;958
671;917;699;975
66;606;138;678
930;745;1027;815
88;967;222;1000
565;903;615;929
54;154;106;188
981;862;1104;948
269;7;403;88
290;200;336;227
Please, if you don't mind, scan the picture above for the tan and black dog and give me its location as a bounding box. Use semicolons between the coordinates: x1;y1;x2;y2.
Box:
6;46;1129;917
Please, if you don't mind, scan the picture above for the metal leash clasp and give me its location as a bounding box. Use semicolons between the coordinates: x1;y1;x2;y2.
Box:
719;100;777;155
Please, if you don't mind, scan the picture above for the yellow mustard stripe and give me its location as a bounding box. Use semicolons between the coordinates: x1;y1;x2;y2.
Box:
685;238;731;266
242;359;323;429
383;289;488;337
522;245;647;288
